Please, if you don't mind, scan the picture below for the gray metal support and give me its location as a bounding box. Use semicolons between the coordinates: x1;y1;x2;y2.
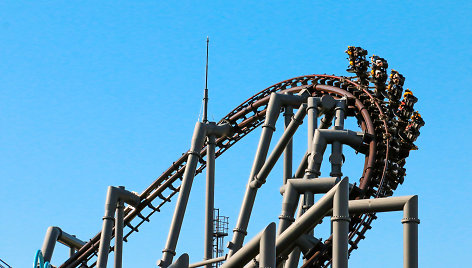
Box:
306;97;319;156
222;223;276;268
332;177;349;268
204;135;216;268
222;179;346;268
333;99;346;131
307;129;364;178
278;177;341;235
302;97;320;217
41;226;60;262
169;254;190;268
326;196;420;268
97;186;140;268
260;222;276;268
114;187;125;268
232;92;281;255
330;99;346;178
250;104;307;188
159;122;207;267
275;178;346;262
285;95;337;268
294;152;308;179
303;95;337;214
294;235;320;256
243;233;319;268
284;236;301;268
229;93;307;257
189;256;226;268
402;196;419;268
318;95;336;130
41;226;86;263
284;152;311;268
283;102;294;185
206;121;232;138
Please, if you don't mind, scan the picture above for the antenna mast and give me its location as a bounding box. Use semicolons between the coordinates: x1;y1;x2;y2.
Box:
202;36;209;123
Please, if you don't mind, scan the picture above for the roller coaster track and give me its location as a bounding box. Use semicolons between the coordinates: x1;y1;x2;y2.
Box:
60;72;419;268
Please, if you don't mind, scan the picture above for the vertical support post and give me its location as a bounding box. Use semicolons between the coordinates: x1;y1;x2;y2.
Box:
159;122;207;267
114;187;125;268
284;154;311;268
260;223;276;268
41;226;61;263
332;178;349;268
402;196;419;268
330;99;346;178
285;97;320;268
283;102;294;185
97;186;118;268
97;186;139;268
204;135;216;267
303;97;319;214
69;247;76;258
307;97;319;155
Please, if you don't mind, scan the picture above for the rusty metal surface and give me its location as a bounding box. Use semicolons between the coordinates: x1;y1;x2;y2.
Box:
59;74;419;268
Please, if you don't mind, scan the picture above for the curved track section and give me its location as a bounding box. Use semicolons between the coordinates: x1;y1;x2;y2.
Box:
60;71;422;267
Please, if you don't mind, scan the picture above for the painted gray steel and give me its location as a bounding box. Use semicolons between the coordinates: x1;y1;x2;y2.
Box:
96;186;140;268
41;226;85;262
204;134;216;268
159;122;208;267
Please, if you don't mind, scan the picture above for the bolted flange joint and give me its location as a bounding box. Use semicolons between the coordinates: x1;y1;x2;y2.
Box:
401;217;420;224
331;215;351;222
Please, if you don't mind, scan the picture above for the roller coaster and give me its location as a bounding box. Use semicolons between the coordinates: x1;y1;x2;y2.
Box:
35;46;424;268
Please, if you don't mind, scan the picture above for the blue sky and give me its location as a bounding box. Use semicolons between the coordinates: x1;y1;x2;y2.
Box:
1;1;471;267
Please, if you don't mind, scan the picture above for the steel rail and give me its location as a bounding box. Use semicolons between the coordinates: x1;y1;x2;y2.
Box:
59;74;407;268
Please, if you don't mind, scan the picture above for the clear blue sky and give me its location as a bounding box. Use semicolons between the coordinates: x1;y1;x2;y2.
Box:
1;1;471;267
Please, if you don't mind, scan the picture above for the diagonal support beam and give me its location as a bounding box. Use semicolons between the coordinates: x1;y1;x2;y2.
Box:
228;91;309;257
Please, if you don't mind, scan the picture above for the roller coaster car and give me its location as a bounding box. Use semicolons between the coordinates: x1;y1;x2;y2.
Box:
370;56;389;84
346;58;369;74
345;46;368;57
402;90;418;107
394;139;417;159
400;112;425;143
371;69;388;82
385;164;406;186
387;119;404;136
397;89;418;119
387;84;403;102
387;70;405;102
345;46;369;74
410;112;425;129
370;55;388;69
390;70;405;86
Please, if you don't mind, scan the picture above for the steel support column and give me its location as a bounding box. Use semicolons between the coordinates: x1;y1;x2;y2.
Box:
330;99;346;178
159;122;207;267
283;101;294;185
204;135;216;268
402;196;419;268
97;186;140;268
326;196;420;268
114;187;125;268
260;222;276;268
332;177;349;268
